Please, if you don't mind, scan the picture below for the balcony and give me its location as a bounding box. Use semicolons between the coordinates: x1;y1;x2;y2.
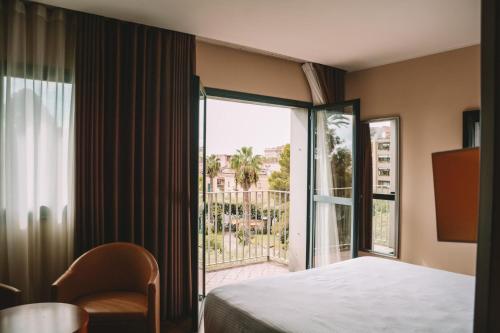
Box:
200;189;394;291
203;190;290;267
200;190;290;291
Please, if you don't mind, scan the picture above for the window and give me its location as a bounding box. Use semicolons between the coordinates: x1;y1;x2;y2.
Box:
378;180;390;187
217;178;225;191
378;168;390;177
378;156;390;163
362;117;400;258
1;77;73;229
378;142;390;151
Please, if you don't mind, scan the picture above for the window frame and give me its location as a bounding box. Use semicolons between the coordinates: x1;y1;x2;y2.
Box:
363;116;401;258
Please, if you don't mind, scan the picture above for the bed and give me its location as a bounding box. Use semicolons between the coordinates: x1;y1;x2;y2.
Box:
204;257;474;333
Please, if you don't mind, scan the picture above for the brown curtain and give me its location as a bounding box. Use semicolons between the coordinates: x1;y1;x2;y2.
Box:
302;62;345;105
359;123;373;250
74;13;196;320
312;63;345;104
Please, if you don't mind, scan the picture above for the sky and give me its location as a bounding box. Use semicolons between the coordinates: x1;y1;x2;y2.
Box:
202;98;292;155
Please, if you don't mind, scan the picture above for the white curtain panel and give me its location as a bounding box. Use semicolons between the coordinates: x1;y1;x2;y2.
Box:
302;63;326;106
0;1;75;301
314;112;341;266
302;62;341;266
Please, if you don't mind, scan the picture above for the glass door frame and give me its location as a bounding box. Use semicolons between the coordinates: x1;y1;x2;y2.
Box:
191;75;207;331
193;86;311;330
306;99;361;269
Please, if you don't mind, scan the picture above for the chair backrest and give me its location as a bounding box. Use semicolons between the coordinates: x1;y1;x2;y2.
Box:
0;283;22;310
68;242;158;295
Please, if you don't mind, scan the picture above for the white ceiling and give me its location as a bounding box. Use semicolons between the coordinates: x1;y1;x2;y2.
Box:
39;0;480;71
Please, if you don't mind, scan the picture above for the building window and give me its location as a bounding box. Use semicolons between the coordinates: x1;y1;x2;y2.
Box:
378;142;390;151
378;156;390;163
217;178;225;191
378;180;390;187
378;168;390;176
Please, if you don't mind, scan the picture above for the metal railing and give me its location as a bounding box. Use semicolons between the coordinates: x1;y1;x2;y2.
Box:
372;198;390;247
200;190;289;270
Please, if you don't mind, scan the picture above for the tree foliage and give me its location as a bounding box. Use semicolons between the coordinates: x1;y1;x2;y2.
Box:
324;114;353;196
332;147;352;189
268;144;290;191
206;154;221;192
230;147;263;191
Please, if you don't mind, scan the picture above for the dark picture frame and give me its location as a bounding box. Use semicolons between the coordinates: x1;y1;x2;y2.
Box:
463;109;480;148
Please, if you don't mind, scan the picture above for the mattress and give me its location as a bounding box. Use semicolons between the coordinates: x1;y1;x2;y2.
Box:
204;257;474;333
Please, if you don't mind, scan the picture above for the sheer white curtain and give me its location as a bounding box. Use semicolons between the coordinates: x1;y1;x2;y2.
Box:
302;63;325;106
302;63;341;266
0;1;75;301
314;112;341;266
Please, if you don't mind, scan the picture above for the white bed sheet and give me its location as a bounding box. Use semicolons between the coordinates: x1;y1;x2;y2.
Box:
204;257;474;333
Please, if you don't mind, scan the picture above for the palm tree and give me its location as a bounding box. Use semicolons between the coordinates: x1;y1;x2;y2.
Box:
230;155;241;190
326;113;349;130
230;147;263;244
230;147;263;193
206;155;221;193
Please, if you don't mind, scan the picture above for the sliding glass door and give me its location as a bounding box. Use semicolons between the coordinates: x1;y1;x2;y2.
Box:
309;100;360;267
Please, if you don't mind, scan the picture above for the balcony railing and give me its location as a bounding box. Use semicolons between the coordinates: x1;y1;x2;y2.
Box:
199;187;395;269
372;185;396;255
200;190;289;270
373;199;390;247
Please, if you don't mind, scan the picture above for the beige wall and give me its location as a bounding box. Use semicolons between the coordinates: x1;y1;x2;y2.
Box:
196;41;311;102
346;45;480;275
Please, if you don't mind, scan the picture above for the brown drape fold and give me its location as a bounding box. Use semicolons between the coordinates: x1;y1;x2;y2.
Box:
312;63;345;104
74;13;196;320
359;123;373;250
302;62;345;105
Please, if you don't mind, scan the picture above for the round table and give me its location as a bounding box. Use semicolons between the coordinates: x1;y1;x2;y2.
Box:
0;302;89;333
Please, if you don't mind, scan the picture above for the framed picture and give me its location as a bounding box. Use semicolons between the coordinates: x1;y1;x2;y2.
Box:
463;110;480;148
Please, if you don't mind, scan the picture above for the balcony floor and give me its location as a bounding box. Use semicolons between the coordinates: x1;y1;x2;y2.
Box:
205;261;289;293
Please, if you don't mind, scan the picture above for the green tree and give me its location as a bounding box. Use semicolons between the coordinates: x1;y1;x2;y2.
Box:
230;154;241;190
230;147;263;244
324;113;352;196
332;147;353;245
268;144;290;191
333;147;352;193
206;155;221;192
230;147;263;192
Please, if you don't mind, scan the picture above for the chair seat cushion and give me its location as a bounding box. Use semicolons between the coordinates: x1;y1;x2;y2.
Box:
74;291;148;322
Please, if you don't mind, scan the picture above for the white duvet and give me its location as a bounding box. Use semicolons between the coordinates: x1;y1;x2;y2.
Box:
204;257;474;333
